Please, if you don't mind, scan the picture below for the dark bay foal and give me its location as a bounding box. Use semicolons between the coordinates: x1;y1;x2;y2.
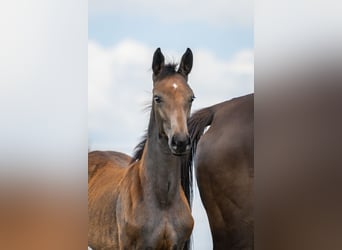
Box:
88;48;195;250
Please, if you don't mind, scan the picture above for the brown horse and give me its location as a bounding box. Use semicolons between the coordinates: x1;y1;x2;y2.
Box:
88;48;195;250
182;94;254;249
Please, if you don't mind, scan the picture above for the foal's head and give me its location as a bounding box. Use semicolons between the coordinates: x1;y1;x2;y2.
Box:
151;48;194;155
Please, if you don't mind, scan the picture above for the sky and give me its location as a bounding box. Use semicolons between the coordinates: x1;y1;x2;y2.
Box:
88;1;253;249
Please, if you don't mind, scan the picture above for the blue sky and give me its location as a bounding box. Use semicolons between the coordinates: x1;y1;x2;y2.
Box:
88;1;253;249
89;14;253;59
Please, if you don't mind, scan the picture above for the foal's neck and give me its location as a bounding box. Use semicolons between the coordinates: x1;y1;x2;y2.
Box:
140;127;181;208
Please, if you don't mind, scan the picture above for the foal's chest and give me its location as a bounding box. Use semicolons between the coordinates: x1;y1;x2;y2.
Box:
142;210;193;249
120;203;193;249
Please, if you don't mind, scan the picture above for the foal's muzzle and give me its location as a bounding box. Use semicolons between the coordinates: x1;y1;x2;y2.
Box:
169;134;191;155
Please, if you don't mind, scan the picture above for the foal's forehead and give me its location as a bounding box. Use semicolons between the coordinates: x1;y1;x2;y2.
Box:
154;74;192;95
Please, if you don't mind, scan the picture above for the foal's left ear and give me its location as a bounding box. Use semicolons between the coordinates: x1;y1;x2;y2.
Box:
152;48;165;77
178;48;193;77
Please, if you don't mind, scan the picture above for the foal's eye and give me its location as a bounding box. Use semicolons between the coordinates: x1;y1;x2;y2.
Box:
154;95;162;103
189;96;195;103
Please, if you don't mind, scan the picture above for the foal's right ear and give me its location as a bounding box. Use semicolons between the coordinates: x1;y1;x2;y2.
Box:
152;48;165;77
178;48;193;77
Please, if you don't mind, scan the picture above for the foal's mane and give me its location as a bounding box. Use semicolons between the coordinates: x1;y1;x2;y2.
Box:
131;135;147;163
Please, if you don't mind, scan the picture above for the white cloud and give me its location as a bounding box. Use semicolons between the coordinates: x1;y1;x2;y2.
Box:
191;48;254;108
89;0;253;27
88;39;154;152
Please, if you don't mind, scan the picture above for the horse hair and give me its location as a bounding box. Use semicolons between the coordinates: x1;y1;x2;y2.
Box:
180;106;215;207
154;63;179;81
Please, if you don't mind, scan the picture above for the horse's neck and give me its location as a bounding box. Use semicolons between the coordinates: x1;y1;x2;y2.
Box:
139;133;181;208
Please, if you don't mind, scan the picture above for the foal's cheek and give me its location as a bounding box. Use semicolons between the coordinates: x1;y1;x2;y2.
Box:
186;108;191;118
163;122;172;138
159;109;171;127
155;109;170;137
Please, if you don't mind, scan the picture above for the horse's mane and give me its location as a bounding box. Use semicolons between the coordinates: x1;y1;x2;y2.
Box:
180;106;215;207
131;134;147;163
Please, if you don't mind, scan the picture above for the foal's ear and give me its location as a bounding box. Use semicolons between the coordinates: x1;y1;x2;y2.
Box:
178;48;193;77
152;48;165;77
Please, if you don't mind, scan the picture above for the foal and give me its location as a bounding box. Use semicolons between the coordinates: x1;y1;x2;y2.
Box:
88;48;195;250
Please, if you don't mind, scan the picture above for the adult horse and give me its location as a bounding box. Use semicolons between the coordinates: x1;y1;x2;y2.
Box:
88;48;195;250
183;94;254;249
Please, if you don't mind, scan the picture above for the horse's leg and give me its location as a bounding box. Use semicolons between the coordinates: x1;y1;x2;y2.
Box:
196;161;229;250
197;158;253;249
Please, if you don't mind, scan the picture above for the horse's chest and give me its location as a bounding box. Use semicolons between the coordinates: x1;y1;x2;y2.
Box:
120;205;193;249
143;211;192;248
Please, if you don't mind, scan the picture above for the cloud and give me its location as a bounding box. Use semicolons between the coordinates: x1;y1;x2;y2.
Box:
89;0;253;28
191;47;254;108
88;39;154;152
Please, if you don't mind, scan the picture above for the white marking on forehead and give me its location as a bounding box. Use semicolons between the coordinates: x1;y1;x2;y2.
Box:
172;83;178;89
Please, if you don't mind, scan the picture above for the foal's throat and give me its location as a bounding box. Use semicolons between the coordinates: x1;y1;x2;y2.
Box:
141;136;181;208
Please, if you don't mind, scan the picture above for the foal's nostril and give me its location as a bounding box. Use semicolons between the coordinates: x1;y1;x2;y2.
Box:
171;136;177;149
170;134;191;153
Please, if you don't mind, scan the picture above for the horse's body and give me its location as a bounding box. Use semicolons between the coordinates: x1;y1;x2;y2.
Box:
88;48;195;250
185;94;254;249
88;151;132;249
